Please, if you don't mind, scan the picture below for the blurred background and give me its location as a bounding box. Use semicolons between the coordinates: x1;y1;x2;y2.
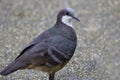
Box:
0;0;120;80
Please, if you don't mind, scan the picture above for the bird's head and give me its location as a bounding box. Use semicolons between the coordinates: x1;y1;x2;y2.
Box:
57;8;80;27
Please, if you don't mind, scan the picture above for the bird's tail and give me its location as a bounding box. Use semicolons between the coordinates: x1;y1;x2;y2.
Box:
0;61;28;76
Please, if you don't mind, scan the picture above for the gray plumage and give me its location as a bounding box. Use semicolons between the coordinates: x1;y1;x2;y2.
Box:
0;8;79;80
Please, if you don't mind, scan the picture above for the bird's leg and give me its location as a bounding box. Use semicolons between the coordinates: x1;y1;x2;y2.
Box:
49;73;55;80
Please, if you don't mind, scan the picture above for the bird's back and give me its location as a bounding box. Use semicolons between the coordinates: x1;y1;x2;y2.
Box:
0;23;77;76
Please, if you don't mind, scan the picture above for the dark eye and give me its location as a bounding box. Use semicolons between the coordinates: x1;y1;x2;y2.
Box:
66;12;69;15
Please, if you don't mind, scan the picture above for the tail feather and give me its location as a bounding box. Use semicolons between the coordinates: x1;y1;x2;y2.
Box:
0;61;28;76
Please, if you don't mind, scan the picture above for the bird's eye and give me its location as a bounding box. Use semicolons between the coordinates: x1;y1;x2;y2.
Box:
66;12;69;15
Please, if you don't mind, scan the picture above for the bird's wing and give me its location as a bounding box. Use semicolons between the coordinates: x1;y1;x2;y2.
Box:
15;30;49;60
44;46;70;67
0;35;76;76
15;43;36;60
43;36;76;67
0;41;49;76
16;41;49;64
16;35;76;67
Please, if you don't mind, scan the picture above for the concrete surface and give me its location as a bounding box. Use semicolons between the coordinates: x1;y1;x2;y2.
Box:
0;0;120;80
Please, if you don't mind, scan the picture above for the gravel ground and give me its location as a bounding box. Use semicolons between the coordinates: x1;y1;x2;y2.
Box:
0;0;120;80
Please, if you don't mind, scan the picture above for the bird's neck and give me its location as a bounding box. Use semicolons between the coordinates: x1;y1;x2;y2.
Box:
54;22;77;41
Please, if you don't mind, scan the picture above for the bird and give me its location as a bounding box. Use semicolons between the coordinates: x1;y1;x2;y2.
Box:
0;8;80;80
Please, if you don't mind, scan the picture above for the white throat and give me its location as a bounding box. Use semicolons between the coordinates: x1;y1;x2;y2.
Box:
62;15;73;27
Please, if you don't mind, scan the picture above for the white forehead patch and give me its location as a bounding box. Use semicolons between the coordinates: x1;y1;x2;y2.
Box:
62;15;73;27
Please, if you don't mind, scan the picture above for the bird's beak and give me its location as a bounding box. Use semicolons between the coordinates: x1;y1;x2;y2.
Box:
71;15;80;22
